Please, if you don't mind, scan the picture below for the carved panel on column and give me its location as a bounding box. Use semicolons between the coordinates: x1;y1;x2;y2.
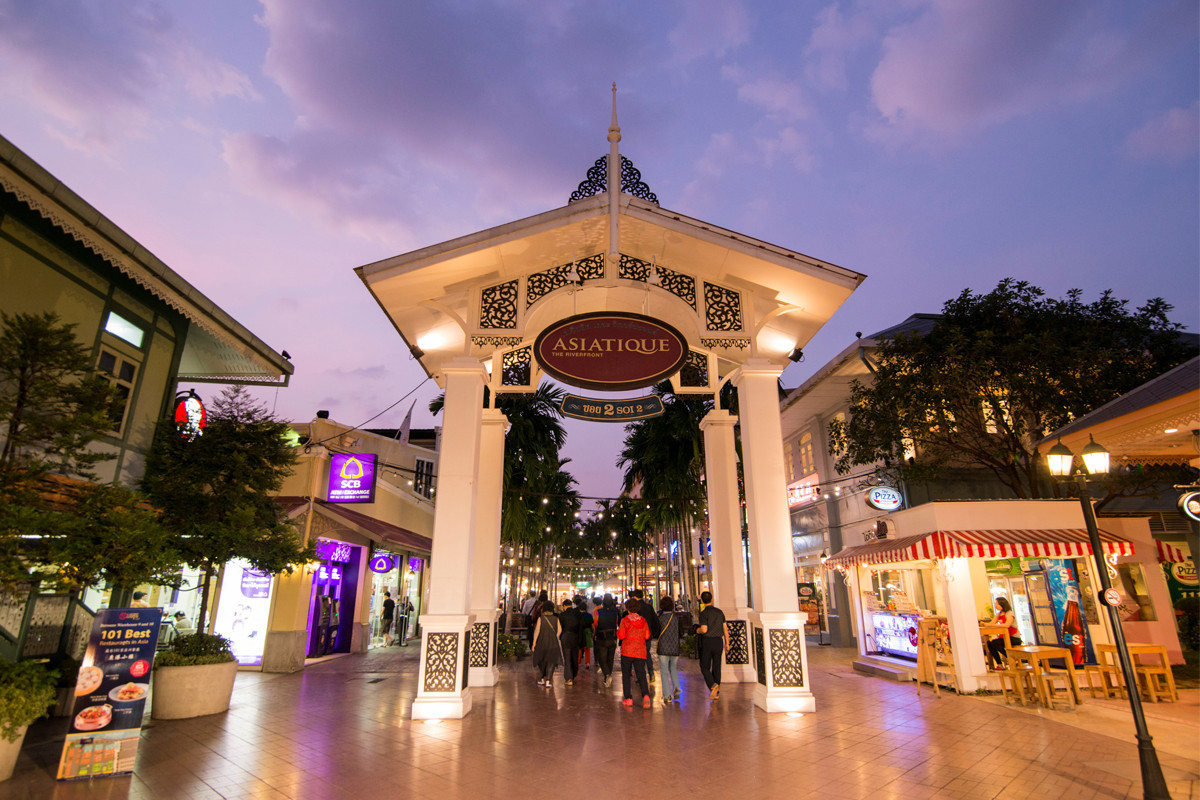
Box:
726;620;749;665
754;627;766;686
423;632;460;692
501;347;532;387
480;280;519;329
679;350;709;388
769;629;805;687
703;283;743;331
470;622;491;667
461;630;471;690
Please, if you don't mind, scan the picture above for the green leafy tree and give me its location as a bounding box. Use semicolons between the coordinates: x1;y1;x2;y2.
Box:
0;312;176;594
141;386;311;630
829;280;1197;499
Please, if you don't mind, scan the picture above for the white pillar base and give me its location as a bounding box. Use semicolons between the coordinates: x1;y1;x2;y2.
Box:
410;614;474;720
468;611;500;688
721;608;757;683
750;611;817;714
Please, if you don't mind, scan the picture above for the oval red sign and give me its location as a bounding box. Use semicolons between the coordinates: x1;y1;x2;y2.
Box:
533;312;688;391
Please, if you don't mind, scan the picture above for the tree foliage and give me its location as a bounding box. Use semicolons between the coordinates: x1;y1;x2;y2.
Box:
0;312;177;595
829;280;1196;499
141;386;311;629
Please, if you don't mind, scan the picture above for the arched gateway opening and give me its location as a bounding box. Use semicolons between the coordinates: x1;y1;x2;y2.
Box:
355;91;865;718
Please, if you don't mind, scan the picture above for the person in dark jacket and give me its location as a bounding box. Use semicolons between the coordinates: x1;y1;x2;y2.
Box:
559;597;583;685
531;602;562;686
575;595;594;671
593;593;620;687
656;596;682;705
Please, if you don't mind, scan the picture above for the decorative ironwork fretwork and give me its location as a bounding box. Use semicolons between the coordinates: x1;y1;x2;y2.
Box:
679;351;709;388
526;253;606;308
703;283;743;331
769;629;805;687
754;627;767;685
23;594;69;658
423;632;459;692
617;255;697;310
502;347;532;387
0;589;29;640
472;335;523;348
726;620;749;665
480;280;519;329
469;622;491;667
568;156;659;204
699;337;751;350
461;629;471;689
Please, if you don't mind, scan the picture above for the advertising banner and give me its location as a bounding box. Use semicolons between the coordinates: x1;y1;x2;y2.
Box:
57;608;162;780
1041;559;1095;666
214;559;274;665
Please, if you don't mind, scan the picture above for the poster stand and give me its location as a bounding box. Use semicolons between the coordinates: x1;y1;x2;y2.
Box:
916;616;958;696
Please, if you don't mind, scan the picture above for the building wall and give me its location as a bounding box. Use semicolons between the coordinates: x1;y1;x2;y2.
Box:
0;190;186;486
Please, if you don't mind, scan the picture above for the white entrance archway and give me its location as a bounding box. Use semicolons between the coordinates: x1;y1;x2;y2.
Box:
356;91;865;718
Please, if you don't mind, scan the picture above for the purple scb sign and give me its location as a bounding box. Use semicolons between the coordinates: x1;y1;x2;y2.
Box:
327;453;377;503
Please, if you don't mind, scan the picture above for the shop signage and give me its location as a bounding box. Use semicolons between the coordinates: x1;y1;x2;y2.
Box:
787;473;819;508
173;391;207;442
865;486;903;511
327;453;377;503
533;312;688;391
560;393;664;422
58;608;162;780
369;554;395;574
316;539;354;563
1179;490;1200;523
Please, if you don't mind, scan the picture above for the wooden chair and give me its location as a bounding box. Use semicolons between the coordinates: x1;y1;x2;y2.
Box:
1039;668;1077;710
1133;650;1178;703
996;654;1036;706
1082;660;1125;699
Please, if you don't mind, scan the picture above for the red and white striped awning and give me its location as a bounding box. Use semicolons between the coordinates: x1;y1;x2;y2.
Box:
1156;539;1188;563
825;528;1134;569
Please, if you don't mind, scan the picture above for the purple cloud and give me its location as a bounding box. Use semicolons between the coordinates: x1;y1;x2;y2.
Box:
804;3;876;91
1125;103;1199;162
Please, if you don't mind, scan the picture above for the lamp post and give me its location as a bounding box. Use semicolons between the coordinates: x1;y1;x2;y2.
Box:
1046;436;1171;800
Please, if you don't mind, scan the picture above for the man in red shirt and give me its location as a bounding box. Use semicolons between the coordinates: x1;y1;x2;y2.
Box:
617;598;651;707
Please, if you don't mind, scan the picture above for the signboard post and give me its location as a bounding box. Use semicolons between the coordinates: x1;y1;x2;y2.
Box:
57;608;162;780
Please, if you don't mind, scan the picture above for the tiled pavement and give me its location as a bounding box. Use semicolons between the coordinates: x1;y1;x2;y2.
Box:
4;644;1197;800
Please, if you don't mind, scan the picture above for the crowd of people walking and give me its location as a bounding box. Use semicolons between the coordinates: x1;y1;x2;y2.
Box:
520;587;729;709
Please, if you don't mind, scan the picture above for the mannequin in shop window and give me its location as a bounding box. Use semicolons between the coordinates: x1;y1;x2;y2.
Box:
986;596;1022;668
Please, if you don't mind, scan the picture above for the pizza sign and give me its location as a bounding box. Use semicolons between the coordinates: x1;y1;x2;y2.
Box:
865;486;903;511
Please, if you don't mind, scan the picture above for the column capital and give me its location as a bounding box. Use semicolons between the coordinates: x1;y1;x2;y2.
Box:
481;407;510;430
699;408;737;431
732;358;784;384
440;358;489;379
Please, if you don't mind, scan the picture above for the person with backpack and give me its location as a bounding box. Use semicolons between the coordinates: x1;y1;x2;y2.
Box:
617;597;652;707
630;589;661;687
593;593;620;687
575;596;594;672
558;597;583;686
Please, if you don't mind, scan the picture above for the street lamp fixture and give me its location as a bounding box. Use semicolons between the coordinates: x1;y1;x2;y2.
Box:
1045;436;1170;800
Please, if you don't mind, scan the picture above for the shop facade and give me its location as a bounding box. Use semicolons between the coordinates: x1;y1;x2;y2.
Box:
827;500;1185;693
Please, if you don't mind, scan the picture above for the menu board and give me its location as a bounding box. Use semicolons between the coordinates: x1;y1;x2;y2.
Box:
57;608;162;780
873;611;921;659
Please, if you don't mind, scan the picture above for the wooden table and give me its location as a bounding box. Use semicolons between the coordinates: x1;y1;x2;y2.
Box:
1009;645;1083;707
1096;642;1177;703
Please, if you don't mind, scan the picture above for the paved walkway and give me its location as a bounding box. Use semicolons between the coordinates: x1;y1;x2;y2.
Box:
4;645;1197;800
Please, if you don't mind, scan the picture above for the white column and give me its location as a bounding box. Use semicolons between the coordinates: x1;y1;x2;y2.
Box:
734;359;815;713
469;408;508;687
412;359;485;719
939;557;985;693
700;409;754;682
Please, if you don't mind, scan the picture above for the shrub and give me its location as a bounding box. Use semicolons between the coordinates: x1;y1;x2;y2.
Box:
680;634;697;658
497;633;526;658
154;632;236;668
0;659;58;742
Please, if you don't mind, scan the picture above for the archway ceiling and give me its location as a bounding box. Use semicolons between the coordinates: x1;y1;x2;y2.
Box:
357;193;866;388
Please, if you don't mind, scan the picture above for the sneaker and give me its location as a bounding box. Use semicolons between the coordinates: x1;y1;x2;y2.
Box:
536;679;545;686
642;696;651;708
710;684;720;699
565;679;573;686
673;691;681;701
604;675;612;687
622;698;633;707
660;698;670;707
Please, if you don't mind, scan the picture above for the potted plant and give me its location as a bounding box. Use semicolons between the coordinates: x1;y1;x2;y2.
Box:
0;659;58;782
151;633;238;719
496;633;526;661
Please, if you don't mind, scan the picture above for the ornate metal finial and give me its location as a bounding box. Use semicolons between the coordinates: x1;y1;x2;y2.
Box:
608;82;621;144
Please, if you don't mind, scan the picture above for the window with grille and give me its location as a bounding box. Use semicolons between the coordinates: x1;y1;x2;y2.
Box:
96;348;138;434
413;458;435;499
